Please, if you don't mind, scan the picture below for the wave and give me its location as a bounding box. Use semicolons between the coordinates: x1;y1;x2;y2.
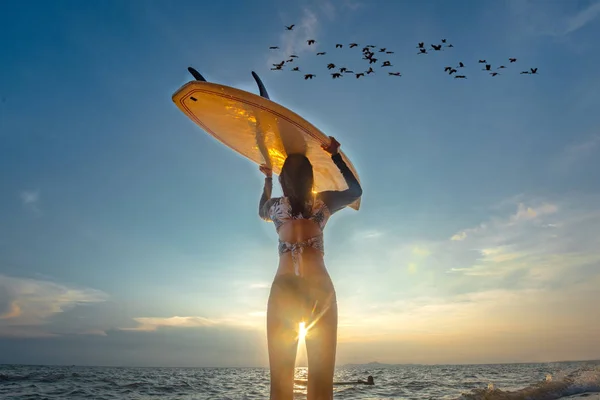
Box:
455;366;600;400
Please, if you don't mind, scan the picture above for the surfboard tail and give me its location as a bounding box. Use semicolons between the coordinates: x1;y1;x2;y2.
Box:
251;71;270;100
188;67;207;82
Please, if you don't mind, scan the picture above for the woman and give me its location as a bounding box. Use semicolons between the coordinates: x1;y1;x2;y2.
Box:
258;136;363;400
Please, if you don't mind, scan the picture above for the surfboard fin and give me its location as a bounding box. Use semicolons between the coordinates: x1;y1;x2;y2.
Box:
188;67;207;82
251;71;270;100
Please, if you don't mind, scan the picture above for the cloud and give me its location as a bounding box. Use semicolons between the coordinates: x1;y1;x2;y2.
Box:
267;8;319;68
121;310;268;333
509;0;600;37
558;133;600;171
248;282;270;289
509;202;558;223
451;231;467;241
449;201;558;241
19;190;41;214
341;0;363;11
564;1;600;35
352;229;383;240
332;193;600;363
122;316;219;332
0;274;108;338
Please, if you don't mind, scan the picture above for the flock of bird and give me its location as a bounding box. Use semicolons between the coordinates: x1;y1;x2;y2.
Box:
268;24;539;81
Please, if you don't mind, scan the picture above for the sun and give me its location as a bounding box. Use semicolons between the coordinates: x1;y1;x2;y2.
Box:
298;322;308;342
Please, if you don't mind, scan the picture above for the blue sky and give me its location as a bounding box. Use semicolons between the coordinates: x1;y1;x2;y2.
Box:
1;0;599;367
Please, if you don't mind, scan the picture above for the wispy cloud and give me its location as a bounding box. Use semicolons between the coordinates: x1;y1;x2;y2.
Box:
341;0;363;11
122;316;219;332
267;8;320;68
122;311;267;333
509;0;600;37
19;190;41;214
557;133;600;171
564;1;600;35
248;282;270;289
449;201;559;242
0;274;108;338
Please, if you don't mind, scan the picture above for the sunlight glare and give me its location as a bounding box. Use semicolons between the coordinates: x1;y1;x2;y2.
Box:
298;321;308;342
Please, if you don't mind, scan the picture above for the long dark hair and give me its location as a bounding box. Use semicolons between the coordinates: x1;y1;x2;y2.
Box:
279;153;314;217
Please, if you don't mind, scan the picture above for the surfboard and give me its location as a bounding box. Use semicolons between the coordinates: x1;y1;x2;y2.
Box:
171;69;361;210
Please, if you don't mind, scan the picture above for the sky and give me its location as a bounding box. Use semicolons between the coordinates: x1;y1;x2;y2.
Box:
1;0;600;368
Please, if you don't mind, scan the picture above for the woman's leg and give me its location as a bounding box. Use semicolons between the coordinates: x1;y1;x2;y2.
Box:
267;275;303;400
305;277;338;400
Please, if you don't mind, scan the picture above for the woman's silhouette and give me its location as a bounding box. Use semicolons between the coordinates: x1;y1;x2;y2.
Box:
259;136;363;400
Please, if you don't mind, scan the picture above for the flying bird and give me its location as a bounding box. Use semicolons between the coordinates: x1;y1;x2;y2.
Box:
509;58;517;63
317;52;326;55
490;72;500;77
336;44;343;48
418;49;428;55
287;59;294;63
530;67;538;74
497;65;506;69
289;55;299;58
307;39;316;45
327;63;336;70
454;75;467;79
478;60;487;63
389;72;401;76
366;67;375;74
441;39;447;43
482;64;491;71
386;51;394;54
431;44;442;51
339;67;348;73
285;24;295;30
349;43;359;48
379;48;387;52
417;42;424;48
292;67;300;71
304;74;315;80
355;72;365;79
331;73;342;79
368;58;378;64
381;61;392;67
458;62;465;68
269;46;279;50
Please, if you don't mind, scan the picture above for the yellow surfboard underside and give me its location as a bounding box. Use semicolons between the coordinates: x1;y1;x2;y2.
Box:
172;81;361;210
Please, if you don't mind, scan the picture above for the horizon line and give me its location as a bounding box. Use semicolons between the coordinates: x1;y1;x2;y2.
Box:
1;358;598;369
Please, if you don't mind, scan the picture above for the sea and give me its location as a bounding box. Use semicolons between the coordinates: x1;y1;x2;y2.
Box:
1;360;599;400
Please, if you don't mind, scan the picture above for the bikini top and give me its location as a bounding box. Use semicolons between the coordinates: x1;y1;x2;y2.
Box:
265;196;331;233
259;153;363;235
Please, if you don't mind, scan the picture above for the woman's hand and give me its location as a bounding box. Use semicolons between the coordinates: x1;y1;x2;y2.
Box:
321;136;340;155
259;164;273;178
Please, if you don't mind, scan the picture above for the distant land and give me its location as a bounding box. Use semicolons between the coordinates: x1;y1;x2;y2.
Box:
340;360;600;368
341;362;420;367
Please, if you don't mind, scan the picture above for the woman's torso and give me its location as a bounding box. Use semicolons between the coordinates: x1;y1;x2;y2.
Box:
269;197;332;278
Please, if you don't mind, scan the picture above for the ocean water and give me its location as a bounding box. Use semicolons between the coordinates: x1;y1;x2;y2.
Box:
1;361;599;400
